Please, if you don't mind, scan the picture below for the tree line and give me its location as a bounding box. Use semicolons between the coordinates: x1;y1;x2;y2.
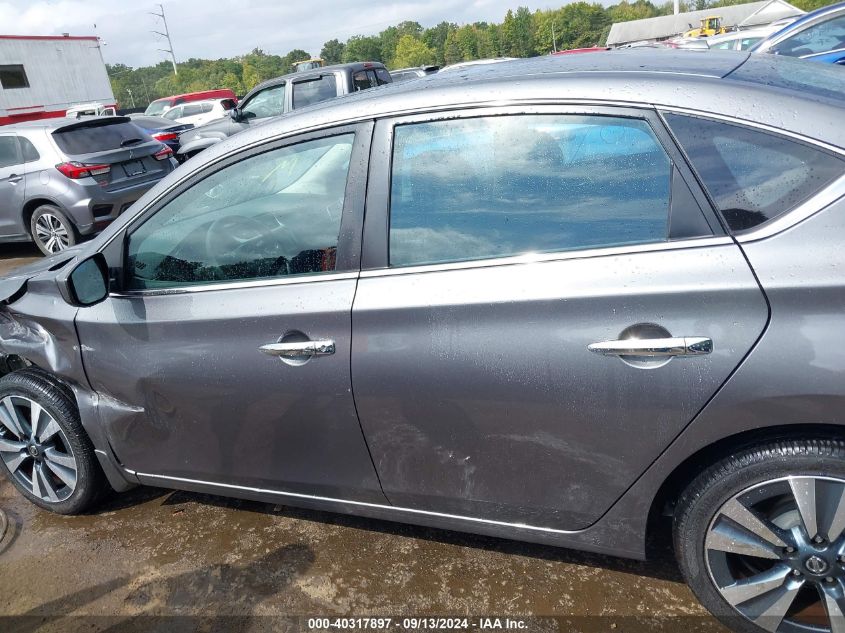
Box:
108;0;836;108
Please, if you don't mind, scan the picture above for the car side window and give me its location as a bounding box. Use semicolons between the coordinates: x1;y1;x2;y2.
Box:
163;107;182;121
771;14;845;56
182;104;203;117
375;68;392;85
0;136;20;169
126;133;355;290
292;75;338;109
353;70;373;91
18;137;39;162
241;84;286;119
664;113;845;232
389;114;673;267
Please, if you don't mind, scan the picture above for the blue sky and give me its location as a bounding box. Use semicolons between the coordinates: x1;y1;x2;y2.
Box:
0;0;558;67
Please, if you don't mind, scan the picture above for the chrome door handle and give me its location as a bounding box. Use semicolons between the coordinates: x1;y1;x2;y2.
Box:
7;175;22;184
587;337;712;357
259;340;336;358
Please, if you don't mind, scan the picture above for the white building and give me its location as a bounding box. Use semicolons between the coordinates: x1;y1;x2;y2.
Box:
606;0;804;47
0;34;115;126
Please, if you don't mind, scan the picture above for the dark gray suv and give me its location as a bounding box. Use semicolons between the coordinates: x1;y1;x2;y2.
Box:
0;50;844;633
0;117;177;255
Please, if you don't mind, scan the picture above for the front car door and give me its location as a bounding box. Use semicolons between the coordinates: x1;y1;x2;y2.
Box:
0;134;25;238
352;106;769;530
75;122;385;502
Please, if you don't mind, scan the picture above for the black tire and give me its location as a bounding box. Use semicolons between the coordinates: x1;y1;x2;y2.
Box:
674;438;845;633
29;204;77;256
0;368;104;514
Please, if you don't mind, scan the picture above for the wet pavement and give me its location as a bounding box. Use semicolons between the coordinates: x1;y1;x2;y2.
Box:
0;244;726;633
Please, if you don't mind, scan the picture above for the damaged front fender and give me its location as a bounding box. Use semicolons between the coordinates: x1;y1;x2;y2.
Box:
0;262;137;492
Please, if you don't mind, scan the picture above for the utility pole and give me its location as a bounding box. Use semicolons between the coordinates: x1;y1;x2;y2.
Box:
150;3;178;75
551;22;558;53
674;0;680;14
126;88;136;109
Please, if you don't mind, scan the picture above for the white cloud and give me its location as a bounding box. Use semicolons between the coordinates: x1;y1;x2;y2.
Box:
0;0;569;67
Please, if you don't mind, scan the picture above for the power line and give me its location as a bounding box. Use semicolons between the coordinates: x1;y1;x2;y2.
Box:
150;3;178;75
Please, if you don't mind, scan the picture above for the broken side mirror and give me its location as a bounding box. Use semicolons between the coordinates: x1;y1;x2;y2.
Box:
57;253;110;307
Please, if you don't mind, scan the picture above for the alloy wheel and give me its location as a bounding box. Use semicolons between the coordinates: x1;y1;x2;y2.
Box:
0;395;77;503
34;214;71;253
706;476;845;633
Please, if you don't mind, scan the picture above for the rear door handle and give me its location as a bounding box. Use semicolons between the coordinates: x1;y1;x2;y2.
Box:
259;340;336;359
7;174;22;184
587;337;712;357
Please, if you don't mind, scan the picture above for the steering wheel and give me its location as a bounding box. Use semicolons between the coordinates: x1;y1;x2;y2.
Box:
205;215;298;276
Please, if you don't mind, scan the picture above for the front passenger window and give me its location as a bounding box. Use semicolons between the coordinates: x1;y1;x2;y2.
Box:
126;134;354;290
241;84;286;119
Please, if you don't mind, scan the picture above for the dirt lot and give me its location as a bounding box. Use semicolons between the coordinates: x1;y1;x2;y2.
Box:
0;244;725;633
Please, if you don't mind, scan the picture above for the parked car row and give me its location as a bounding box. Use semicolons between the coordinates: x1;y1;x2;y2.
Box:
666;1;845;61
0;47;843;633
0;116;177;254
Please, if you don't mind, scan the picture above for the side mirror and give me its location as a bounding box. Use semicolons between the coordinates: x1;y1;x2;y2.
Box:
56;253;109;307
229;107;242;122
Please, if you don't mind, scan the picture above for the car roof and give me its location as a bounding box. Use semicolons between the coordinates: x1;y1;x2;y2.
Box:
188;50;845;173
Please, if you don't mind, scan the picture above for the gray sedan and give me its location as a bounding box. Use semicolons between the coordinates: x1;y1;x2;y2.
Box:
0;50;844;633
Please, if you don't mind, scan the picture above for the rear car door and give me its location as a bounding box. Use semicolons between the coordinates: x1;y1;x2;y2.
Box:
75;123;386;502
352;106;769;530
0;134;25;238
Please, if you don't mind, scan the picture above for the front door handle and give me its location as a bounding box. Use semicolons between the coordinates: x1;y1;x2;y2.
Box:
259;340;336;359
587;337;712;357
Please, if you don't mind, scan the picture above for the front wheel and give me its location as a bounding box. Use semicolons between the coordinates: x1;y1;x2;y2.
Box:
30;205;77;255
675;439;845;633
0;369;104;514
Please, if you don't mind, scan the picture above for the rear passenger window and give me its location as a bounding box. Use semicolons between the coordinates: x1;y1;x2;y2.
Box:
19;137;39;162
293;76;338;109
389;115;672;267
0;136;19;168
665;114;845;232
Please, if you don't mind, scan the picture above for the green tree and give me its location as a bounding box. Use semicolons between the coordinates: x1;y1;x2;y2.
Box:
444;30;464;65
501;7;536;57
320;39;345;65
392;35;436;68
423;21;455;66
343;35;383;62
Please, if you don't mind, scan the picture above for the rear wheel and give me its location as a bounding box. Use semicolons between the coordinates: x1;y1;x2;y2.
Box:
30;205;77;255
675;439;845;633
0;369;103;514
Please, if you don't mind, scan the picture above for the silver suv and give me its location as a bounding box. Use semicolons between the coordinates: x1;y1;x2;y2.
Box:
0;117;177;255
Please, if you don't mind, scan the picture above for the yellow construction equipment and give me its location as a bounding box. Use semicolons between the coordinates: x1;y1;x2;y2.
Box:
293;58;325;72
683;16;728;38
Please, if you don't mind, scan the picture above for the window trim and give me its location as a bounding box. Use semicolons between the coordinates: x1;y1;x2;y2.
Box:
110;121;373;296
362;104;720;271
